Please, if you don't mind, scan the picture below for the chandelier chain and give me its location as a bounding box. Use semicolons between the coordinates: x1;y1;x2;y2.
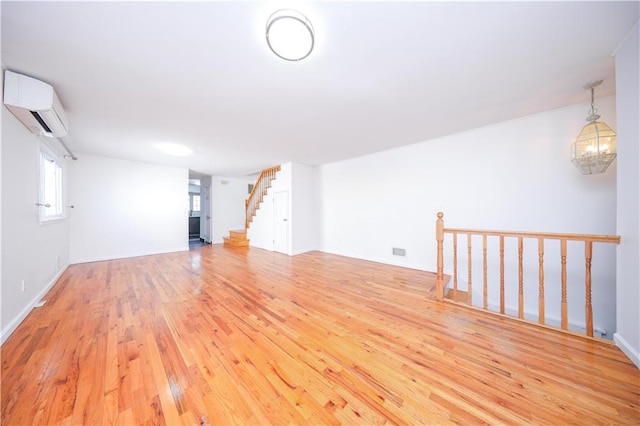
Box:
590;86;598;115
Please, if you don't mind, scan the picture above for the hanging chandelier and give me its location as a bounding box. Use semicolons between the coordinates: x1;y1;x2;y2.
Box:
571;80;617;175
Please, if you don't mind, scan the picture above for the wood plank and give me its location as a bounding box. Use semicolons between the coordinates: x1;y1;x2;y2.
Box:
2;245;638;425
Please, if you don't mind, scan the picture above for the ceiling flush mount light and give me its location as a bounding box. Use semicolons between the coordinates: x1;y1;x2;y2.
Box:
266;9;314;61
571;80;617;175
156;143;192;157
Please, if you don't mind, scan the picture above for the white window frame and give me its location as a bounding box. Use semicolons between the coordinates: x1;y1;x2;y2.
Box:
39;149;65;222
190;193;201;213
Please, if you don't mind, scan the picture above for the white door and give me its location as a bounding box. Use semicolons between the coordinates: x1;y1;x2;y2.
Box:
273;191;289;254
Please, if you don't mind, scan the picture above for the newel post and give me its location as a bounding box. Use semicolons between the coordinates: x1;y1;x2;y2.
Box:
436;212;444;301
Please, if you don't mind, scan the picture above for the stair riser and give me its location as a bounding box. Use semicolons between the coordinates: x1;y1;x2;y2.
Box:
223;237;249;247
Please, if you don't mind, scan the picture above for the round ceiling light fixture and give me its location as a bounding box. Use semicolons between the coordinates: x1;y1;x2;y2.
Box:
266;9;314;61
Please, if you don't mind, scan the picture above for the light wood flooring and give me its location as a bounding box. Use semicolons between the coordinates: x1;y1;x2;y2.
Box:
2;245;639;425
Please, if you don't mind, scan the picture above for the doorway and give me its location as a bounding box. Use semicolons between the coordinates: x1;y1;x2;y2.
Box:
188;178;203;249
201;181;211;243
187;173;213;250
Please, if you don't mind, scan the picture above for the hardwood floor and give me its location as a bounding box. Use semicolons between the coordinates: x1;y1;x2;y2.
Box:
2;245;638;425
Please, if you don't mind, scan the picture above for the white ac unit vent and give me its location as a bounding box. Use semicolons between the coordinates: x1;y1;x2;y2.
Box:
3;70;69;138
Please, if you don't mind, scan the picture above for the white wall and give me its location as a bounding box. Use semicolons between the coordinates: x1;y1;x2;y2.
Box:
614;22;640;367
211;176;253;243
319;97;618;334
291;163;320;255
69;154;188;263
1;106;70;344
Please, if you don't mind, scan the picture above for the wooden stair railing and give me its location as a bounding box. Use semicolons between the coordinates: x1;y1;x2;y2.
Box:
435;212;620;337
245;165;281;231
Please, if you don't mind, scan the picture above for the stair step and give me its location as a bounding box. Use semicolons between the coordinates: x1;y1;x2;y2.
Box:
445;288;469;303
223;237;249;247
229;230;246;239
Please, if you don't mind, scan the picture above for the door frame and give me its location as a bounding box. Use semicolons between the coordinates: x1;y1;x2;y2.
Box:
273;190;289;254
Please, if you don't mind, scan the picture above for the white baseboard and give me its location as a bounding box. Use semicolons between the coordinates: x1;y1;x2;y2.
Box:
0;263;69;346
614;333;640;369
319;248;428;271
70;246;189;264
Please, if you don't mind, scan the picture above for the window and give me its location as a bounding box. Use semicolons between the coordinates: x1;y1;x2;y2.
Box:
190;194;201;212
39;151;64;221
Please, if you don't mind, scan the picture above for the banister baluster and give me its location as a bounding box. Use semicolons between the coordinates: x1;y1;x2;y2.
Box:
260;174;264;197
538;238;545;325
518;237;524;319
467;234;472;306
435;212;444;301
561;239;568;330
500;236;505;314
585;241;593;337
453;232;458;299
483;234;487;310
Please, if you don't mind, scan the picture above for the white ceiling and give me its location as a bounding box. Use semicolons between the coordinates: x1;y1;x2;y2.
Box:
2;1;638;177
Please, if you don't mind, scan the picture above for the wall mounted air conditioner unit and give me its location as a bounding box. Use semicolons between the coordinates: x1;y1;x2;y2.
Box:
3;70;69;138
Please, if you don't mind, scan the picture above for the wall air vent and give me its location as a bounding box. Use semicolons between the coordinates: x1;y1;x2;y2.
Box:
392;248;406;256
30;111;53;134
3;70;69;138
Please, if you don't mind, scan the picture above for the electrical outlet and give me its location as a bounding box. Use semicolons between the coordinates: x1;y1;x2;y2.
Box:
21;280;25;292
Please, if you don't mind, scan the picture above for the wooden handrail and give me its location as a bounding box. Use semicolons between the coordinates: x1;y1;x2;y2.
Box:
435;212;620;338
245;165;281;231
441;227;620;244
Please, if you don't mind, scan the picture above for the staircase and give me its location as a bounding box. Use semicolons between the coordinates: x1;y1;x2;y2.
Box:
223;229;249;248
245;165;281;230
223;165;280;249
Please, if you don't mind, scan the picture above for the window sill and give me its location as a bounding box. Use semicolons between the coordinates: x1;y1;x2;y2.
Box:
40;216;66;226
